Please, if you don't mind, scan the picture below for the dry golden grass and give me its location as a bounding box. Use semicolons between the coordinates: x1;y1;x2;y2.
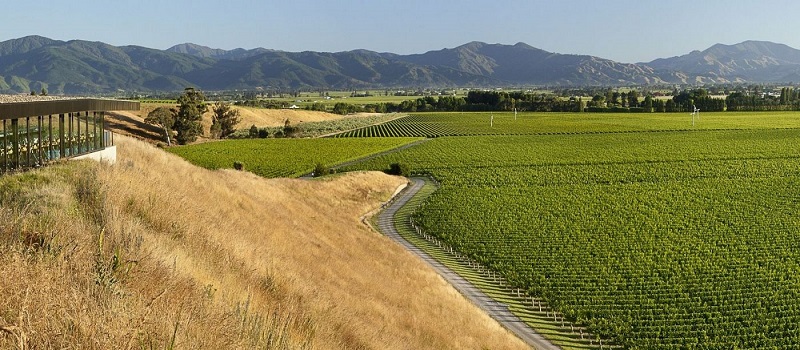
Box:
105;103;345;144
0;136;528;349
233;106;343;128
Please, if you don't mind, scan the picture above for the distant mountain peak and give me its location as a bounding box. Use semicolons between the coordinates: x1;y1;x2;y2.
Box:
513;42;534;49
169;42;207;50
457;41;488;49
166;43;276;60
0;35;61;56
18;35;54;42
166;43;227;58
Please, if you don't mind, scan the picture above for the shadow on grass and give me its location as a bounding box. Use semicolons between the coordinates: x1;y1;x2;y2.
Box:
105;111;164;144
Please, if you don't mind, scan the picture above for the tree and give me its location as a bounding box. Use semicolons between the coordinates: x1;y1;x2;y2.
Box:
654;98;666;112
173;87;207;144
283;119;298;137
611;92;621;106
779;87;794;105
333;102;354;115
590;94;605;108
627;90;639;108
40;87;48;96
643;95;654;112
144;106;176;146
210;101;241;139
312;162;330;177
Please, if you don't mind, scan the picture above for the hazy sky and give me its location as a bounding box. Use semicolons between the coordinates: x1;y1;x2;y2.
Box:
4;0;798;63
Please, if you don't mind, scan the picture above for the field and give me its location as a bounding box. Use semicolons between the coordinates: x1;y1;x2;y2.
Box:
167;137;421;178
338;112;800;349
332;111;800;138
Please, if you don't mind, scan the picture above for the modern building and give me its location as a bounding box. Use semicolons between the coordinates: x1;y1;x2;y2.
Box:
0;98;140;174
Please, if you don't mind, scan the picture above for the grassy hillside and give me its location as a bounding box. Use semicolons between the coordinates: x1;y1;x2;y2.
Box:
0;136;526;349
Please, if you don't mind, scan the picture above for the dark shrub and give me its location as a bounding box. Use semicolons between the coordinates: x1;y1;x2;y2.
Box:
387;163;411;177
312;163;329;177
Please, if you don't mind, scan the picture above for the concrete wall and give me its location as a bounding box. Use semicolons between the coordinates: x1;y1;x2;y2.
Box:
72;146;116;165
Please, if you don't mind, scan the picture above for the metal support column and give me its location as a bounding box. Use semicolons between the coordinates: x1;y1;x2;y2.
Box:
68;113;73;156
25;117;31;167
84;111;90;152
59;114;65;158
76;112;81;155
2;119;6;172
99;111;107;147
48;115;53;160
11;119;19;169
37;116;43;166
93;112;99;149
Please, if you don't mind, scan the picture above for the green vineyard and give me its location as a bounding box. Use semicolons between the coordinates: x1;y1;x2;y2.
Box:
168;137;420;178
341;114;800;349
331;111;800;138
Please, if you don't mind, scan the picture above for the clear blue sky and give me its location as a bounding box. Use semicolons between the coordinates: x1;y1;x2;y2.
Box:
4;0;799;63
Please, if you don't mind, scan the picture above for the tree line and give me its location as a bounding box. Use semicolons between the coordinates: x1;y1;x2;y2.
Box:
323;92;583;114
323;88;800;115
726;87;800;111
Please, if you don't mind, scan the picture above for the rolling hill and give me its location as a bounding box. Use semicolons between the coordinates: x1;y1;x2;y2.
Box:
1;36;800;94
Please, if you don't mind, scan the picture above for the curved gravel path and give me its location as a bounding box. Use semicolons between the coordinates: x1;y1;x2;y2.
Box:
376;177;559;350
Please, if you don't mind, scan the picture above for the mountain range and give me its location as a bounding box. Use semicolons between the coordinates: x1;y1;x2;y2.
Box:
1;36;800;94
